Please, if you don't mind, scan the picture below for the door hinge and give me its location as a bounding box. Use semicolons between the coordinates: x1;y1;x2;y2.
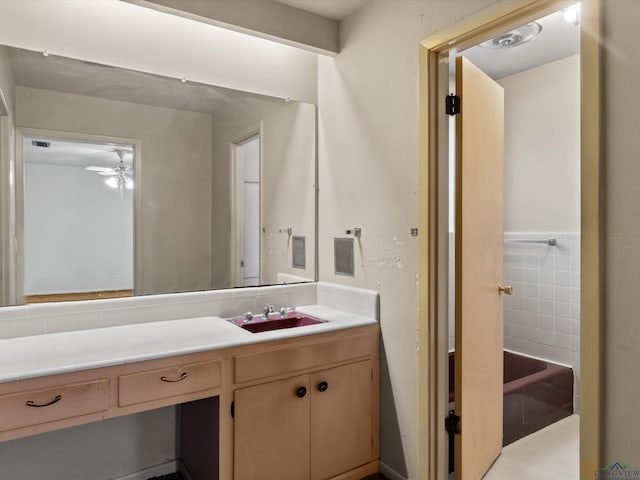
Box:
231;401;235;419
445;94;461;116
445;411;460;435
240;260;245;268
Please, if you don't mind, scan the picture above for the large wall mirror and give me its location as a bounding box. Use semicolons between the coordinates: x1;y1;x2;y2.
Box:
0;45;317;305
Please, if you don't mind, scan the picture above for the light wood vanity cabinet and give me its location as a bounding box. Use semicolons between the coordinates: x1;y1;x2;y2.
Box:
0;378;110;432
232;330;379;480
310;360;373;480
0;323;379;480
118;359;221;407
234;374;311;480
234;361;374;480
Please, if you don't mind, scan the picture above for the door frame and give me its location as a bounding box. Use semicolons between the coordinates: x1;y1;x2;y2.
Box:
0;87;14;305
15;127;142;300
417;1;602;478
228;122;262;287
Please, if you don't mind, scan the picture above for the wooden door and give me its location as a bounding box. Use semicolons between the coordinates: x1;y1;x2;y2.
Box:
310;360;373;480
454;56;505;480
234;374;310;480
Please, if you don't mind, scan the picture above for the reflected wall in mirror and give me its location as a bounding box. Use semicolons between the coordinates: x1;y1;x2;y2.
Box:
0;45;317;305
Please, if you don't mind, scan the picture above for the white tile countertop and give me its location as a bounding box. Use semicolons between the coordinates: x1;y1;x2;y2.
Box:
0;305;378;384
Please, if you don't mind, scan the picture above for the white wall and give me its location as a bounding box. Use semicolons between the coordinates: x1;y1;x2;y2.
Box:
23;162;133;295
498;55;581;232
0;0;318;104
317;1;499;477
16;86;213;296
603;0;640;466
211;99;316;288
0;407;176;480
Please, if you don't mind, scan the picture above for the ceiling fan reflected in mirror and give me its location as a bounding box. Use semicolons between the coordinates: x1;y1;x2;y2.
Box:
85;149;134;192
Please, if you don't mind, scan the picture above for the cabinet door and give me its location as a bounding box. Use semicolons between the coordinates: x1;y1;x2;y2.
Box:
310;360;373;480
234;374;310;480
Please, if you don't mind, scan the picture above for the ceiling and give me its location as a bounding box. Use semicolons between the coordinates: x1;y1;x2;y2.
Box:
14;3;579;168
7;46;288;170
274;0;579;80
461;7;580;79
8;47;285;116
274;0;371;21
24;138;133;169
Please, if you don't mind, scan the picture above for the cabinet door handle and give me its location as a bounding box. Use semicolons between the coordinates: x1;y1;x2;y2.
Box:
318;381;329;392
161;372;188;383
296;386;307;398
26;394;62;407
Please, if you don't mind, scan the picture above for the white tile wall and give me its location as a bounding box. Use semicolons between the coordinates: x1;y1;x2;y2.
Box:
503;232;581;411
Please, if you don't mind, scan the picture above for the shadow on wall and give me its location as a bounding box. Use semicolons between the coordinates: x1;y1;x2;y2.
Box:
379;338;409;478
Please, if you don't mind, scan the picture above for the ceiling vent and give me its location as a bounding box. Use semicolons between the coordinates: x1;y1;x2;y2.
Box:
31;140;50;148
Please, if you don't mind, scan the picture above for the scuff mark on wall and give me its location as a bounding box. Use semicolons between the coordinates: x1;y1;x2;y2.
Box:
367;250;408;270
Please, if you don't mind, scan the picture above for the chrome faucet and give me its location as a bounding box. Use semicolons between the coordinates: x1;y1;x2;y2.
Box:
243;312;253;322
263;304;275;318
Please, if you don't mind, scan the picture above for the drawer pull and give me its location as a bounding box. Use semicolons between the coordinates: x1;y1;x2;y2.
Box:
26;394;62;408
160;372;189;383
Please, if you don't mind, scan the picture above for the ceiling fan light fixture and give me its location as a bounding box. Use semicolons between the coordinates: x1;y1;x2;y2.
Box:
125;177;134;190
105;176;119;189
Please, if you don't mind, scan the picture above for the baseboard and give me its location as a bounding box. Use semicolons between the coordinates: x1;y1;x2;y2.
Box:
113;460;177;480
379;461;408;480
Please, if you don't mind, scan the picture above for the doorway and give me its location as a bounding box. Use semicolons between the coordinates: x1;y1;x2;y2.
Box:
231;129;261;287
15;128;141;304
449;6;581;479
417;1;602;479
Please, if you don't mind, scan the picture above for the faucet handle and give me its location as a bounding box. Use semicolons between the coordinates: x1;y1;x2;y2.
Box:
280;307;293;317
243;312;253;322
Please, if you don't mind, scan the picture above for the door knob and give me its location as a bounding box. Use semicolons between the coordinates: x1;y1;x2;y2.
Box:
318;381;329;392
498;285;513;295
296;386;307;398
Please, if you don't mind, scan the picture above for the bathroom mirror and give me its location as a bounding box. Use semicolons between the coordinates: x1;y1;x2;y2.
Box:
0;45;316;305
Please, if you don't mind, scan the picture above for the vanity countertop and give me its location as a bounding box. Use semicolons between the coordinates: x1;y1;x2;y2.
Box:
0;305;377;383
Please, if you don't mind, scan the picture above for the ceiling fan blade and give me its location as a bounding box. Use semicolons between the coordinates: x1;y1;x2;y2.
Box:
97;171;117;176
85;166;114;172
125;171;134;176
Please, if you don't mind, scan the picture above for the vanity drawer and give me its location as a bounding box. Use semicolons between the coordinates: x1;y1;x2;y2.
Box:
234;333;375;383
118;359;221;407
0;379;110;432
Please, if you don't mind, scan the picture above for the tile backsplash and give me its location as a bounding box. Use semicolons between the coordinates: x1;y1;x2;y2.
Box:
0;281;381;341
0;283;318;339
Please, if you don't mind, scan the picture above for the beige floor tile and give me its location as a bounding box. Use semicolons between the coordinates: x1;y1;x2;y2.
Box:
482;415;579;480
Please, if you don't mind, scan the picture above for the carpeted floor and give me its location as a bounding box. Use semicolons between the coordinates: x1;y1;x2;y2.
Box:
148;473;183;480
